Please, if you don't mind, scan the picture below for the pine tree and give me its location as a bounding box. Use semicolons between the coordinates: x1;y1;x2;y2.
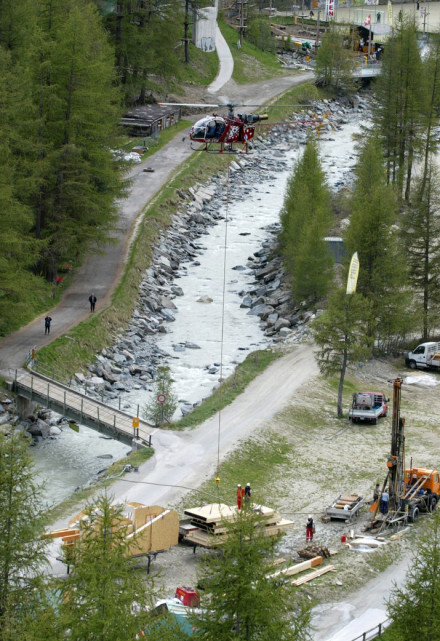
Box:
280;138;333;302
195;508;311;641
386;511;440;640
57;494;155;641
344;136;413;350
0;434;49;641
313;288;373;418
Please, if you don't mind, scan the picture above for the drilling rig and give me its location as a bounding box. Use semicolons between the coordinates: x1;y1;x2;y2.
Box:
369;378;439;530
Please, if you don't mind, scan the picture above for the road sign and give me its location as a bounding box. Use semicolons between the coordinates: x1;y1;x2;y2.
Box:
132;417;140;428
157;394;166;404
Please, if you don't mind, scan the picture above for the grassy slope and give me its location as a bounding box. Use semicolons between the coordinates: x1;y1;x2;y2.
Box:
218;18;288;83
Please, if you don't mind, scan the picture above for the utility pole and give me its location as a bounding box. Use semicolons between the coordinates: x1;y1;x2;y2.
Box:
316;9;320;46
238;0;248;46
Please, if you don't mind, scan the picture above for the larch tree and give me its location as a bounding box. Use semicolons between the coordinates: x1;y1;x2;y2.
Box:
23;0;126;282
313;288;373;418
280;138;333;303
402;164;440;340
0;49;47;336
102;0;181;103
195;507;311;641
344;137;413;350
57;494;157;641
315;26;357;94
386;511;440;640
0;434;49;641
373;18;424;200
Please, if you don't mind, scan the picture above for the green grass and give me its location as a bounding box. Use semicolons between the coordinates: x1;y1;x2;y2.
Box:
45;446;154;522
218;18;287;83
177;44;220;87
179;431;292;509
175;349;281;429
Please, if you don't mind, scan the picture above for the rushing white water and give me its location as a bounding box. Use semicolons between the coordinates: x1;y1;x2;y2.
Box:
31;116;362;505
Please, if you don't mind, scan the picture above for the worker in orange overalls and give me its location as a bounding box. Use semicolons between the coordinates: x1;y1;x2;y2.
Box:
237;484;244;509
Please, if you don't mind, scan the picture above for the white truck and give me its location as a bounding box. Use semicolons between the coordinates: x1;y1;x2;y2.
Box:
348;392;388;425
405;342;440;370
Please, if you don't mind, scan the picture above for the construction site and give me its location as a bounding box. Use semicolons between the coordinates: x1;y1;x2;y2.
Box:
44;354;440;639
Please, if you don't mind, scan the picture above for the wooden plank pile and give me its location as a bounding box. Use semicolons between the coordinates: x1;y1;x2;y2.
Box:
180;503;294;548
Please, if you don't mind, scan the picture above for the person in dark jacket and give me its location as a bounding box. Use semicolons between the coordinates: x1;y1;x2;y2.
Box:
89;293;97;312
244;482;252;506
306;515;314;541
44;316;52;335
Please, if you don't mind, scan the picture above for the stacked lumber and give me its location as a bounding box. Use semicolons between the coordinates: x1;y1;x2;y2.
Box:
181;503;294;548
268;556;323;580
291;565;335;586
333;494;362;509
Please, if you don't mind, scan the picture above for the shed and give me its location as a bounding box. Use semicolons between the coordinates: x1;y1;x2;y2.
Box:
121;104;181;137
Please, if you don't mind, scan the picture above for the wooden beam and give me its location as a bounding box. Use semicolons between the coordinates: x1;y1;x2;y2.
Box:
291;565;335;586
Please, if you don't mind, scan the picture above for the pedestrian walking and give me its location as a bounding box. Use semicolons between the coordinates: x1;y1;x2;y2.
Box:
244;482;252;506
306;515;314;542
236;484;244;510
380;489;389;515
44;316;52;335
89;293;97;312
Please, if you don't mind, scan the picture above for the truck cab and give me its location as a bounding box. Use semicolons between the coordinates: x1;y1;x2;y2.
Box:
406;342;440;370
402;467;440;517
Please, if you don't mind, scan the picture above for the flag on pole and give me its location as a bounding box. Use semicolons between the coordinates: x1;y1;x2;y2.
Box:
346;252;360;295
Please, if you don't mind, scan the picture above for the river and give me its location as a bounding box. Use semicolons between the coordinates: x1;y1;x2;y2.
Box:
31;111;363;506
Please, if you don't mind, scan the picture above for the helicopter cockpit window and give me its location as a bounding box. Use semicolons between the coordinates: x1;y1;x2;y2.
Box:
192;116;226;140
192;117;210;140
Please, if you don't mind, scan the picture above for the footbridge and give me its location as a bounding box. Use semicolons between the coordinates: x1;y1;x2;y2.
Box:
11;370;154;447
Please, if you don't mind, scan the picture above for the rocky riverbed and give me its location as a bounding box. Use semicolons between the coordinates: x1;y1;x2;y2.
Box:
71;95;368;417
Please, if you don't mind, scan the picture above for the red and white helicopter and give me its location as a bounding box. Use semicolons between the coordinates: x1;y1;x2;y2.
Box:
158;100;330;153
158;101;268;154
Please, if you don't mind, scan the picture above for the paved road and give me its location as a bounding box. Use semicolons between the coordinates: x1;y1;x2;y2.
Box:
0;71;313;377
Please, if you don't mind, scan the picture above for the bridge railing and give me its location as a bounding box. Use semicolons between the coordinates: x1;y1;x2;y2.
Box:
349;619;391;641
16;368;153;445
26;349;148;424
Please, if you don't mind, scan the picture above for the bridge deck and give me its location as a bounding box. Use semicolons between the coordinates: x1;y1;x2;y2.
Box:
13;371;154;447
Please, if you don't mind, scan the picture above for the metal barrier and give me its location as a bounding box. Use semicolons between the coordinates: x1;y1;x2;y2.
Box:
14;368;153;447
26;349;145;424
349;619;390;641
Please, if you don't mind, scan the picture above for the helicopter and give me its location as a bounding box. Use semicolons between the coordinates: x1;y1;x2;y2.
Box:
158;102;269;154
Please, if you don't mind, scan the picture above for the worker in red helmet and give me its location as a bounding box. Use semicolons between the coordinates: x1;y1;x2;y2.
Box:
237;484;244;510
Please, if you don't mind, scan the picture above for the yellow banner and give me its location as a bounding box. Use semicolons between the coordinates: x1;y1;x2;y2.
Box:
346;252;360;295
388;0;393;24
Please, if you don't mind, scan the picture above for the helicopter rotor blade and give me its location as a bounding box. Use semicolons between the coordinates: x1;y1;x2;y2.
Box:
157;102;222;108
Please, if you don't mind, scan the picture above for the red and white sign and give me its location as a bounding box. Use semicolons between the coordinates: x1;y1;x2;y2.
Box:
365;14;371;25
157;394;166;404
327;0;334;18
